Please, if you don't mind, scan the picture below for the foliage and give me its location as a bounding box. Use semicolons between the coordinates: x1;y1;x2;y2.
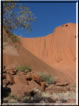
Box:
8;31;20;43
16;66;32;72
10;35;20;43
38;72;56;84
3;30;20;43
3;2;35;32
3;94;19;103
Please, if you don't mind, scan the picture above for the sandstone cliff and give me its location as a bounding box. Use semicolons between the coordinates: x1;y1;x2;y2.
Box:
3;23;76;84
21;23;76;84
21;23;76;68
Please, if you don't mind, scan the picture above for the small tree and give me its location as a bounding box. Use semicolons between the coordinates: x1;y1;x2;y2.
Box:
3;2;35;32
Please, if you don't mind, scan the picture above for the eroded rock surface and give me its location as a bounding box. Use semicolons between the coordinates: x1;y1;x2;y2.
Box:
3;66;76;104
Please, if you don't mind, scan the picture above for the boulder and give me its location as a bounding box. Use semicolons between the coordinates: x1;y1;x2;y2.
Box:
46;85;68;94
26;72;32;81
6;68;17;75
56;82;69;86
31;72;43;84
6;73;14;85
3;73;6;79
10;75;41;97
10;69;17;75
2;67;47;99
40;82;46;91
3;79;9;87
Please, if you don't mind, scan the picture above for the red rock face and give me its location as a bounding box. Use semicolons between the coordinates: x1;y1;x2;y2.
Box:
3;24;76;104
21;23;76;66
3;23;76;85
21;23;76;84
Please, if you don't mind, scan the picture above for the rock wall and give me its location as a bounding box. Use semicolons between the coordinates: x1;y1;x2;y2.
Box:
21;23;76;68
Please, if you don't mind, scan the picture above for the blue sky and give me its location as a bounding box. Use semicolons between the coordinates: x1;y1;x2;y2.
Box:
13;2;76;38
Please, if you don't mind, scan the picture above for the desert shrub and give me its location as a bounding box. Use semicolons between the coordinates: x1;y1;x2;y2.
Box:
3;94;19;103
22;89;54;103
8;94;18;100
22;89;43;103
38;72;56;84
10;35;20;43
16;66;32;72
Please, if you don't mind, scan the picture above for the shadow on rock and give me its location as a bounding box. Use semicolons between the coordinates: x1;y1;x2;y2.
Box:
3;86;11;98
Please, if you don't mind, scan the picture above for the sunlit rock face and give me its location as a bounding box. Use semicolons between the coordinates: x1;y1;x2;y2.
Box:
21;23;76;68
3;23;76;85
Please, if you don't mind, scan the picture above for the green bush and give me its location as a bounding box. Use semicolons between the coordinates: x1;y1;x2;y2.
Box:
38;72;56;84
16;66;32;72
